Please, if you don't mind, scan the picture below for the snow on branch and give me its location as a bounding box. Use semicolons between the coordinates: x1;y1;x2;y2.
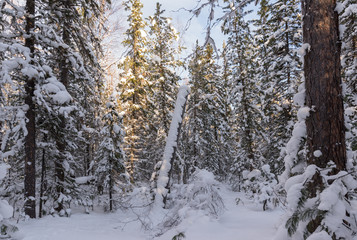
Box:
154;84;190;208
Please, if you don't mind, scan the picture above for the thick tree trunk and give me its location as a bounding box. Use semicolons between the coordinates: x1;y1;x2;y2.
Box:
303;0;346;171
303;0;346;232
24;0;36;219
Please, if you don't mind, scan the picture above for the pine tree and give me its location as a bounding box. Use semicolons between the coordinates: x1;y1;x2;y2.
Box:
277;0;357;238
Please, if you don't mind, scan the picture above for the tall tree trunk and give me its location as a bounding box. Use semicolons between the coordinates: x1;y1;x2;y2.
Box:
55;0;70;212
303;0;345;170
303;0;346;232
24;0;36;219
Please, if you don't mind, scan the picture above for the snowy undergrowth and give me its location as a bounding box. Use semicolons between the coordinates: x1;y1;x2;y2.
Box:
242;164;279;211
14;176;284;240
116;169;225;238
155;169;225;236
274;164;357;240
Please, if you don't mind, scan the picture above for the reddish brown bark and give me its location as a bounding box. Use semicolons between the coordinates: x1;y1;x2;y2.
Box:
302;0;346;234
303;0;346;171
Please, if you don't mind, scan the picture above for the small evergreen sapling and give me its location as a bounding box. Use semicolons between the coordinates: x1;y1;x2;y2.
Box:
95;96;127;211
242;164;279;211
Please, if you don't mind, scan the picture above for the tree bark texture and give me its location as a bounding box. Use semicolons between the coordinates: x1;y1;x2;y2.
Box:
24;0;36;218
303;0;346;171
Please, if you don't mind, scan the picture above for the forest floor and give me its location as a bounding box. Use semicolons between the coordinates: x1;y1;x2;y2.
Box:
13;185;283;240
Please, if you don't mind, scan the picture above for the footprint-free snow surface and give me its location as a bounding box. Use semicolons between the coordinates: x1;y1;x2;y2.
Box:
14;186;283;240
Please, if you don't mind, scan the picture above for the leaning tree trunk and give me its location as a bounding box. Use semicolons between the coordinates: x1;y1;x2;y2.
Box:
303;0;346;233
24;0;36;219
154;85;190;208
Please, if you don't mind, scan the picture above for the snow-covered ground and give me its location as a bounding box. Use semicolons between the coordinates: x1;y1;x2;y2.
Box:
13;186;283;240
158;187;283;240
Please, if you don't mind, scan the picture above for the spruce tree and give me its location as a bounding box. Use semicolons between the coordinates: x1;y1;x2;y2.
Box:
216;42;237;181
254;0;302;176
0;1;37;218
35;0;108;215
146;2;182;180
340;0;357;163
221;1;263;188
0;2;26;214
96;96;127;211
180;42;221;181
0;0;109;217
119;0;150;182
340;0;357;95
